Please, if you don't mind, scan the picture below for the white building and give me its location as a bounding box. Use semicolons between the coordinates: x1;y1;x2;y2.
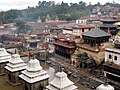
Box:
104;33;120;83
19;59;49;90
46;71;77;90
45;34;54;43
5;54;26;85
0;48;11;75
63;24;95;36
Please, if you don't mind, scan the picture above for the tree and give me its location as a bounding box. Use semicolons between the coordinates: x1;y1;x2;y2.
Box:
0;11;5;24
15;20;27;35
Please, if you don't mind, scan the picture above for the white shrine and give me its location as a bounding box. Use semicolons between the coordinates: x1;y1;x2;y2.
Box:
0;48;11;75
96;82;114;90
5;54;26;85
19;59;49;90
46;71;77;90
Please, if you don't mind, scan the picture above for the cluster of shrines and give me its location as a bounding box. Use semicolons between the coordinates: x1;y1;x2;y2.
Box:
0;47;116;90
0;48;78;90
0;48;114;90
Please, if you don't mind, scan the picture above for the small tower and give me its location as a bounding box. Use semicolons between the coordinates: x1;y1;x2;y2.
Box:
46;71;77;90
19;59;49;90
96;82;114;90
26;34;40;49
0;48;11;75
37;16;42;22
5;54;26;85
46;14;51;22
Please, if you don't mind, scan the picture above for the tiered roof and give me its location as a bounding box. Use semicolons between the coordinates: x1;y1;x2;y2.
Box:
82;28;111;38
5;54;26;72
26;34;40;43
46;71;77;90
0;48;11;63
19;59;49;83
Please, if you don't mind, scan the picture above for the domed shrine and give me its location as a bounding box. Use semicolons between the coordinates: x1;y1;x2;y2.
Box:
96;82;114;90
0;48;11;75
46;71;77;90
5;54;26;85
19;59;49;90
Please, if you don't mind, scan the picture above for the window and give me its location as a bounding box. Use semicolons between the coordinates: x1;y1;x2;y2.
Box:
114;56;117;60
109;55;111;59
82;29;84;32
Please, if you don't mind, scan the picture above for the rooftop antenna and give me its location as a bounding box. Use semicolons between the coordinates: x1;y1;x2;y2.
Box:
59;64;63;72
34;54;36;59
28;50;31;61
15;49;17;54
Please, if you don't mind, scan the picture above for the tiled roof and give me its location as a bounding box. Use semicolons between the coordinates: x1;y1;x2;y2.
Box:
73;24;96;29
54;33;79;42
30;30;50;35
82;28;111;38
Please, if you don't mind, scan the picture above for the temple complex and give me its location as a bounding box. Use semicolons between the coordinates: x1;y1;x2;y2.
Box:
104;32;120;83
53;33;80;59
99;19;118;36
0;48;11;75
26;35;40;49
19;59;49;90
46;71;77;90
76;27;111;63
5;54;26;85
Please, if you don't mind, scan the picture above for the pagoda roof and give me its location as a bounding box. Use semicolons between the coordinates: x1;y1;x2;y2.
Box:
82;28;111;38
46;71;77;90
5;54;26;72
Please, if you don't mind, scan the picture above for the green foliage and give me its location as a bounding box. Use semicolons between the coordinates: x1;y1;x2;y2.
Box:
15;20;32;34
0;1;120;23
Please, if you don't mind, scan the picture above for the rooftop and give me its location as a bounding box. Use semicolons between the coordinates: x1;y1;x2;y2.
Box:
82;28;111;38
54;33;79;42
100;19;118;23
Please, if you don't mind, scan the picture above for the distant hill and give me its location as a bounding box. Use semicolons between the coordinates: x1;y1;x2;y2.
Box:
0;1;120;24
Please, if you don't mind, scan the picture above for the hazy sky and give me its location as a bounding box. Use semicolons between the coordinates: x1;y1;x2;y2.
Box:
0;0;120;11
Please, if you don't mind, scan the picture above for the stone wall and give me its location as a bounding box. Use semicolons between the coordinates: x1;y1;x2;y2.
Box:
6;71;21;85
0;62;8;75
21;78;48;90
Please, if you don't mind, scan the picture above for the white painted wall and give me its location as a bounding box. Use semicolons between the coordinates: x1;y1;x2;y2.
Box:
105;48;120;65
72;29;80;36
63;30;72;34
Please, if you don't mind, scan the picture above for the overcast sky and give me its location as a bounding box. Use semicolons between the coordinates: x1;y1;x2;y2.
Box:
0;0;120;11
